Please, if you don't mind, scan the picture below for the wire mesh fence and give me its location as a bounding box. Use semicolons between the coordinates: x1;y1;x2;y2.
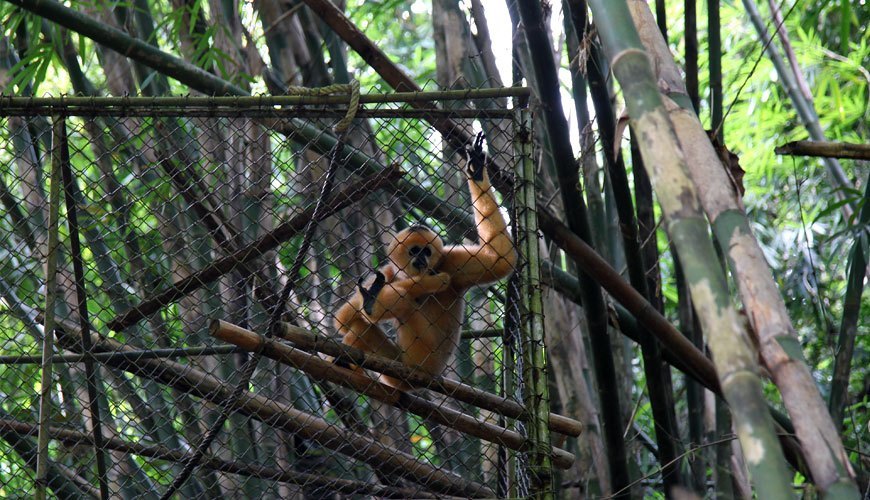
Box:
0;89;573;498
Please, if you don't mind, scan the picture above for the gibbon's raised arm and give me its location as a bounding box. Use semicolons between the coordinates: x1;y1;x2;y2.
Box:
441;163;517;290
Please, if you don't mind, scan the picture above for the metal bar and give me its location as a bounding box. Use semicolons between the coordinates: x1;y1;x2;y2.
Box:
0;107;515;119
35;115;64;500
0;108;517;119
0;88;529;108
0;345;243;365
57;118;110;500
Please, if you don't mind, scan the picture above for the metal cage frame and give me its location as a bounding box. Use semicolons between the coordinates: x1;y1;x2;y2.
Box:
0;88;569;499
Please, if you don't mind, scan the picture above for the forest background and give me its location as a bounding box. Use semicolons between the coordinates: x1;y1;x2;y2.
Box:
0;0;867;498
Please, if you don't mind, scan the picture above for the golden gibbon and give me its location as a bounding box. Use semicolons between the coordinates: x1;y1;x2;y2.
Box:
333;134;516;389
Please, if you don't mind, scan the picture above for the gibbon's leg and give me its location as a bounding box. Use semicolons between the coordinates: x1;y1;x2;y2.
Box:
334;298;403;362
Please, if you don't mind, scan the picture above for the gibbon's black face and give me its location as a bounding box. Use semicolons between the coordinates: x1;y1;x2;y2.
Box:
389;226;444;276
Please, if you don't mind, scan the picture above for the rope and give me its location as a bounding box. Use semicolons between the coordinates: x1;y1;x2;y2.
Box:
282;78;360;133
159;81;356;499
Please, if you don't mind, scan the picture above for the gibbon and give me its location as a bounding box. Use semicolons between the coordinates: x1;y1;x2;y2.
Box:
333;134;517;390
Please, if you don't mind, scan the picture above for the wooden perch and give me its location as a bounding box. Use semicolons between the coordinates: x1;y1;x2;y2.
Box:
775;140;870;160
50;317;493;498
271;321;583;438
0;418;431;499
107;166;402;332
211;320;576;470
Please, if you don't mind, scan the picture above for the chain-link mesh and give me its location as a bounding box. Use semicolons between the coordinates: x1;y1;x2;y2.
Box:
0;91;568;498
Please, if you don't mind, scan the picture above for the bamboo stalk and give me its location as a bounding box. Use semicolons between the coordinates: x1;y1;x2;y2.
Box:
211;320;575;469
537;211;720;390
587;1;794;497
0;418;432;499
517;0;629;495
775;140;870;160
708;0;723;139
107;166;401;332
48;318;493;498
57;118;111;500
684;0;699;112
541;233;812;481
35;115;64;500
829;173;870;426
270;322;581;437
625;1;860;496
516;107;555;495
564;2;684;490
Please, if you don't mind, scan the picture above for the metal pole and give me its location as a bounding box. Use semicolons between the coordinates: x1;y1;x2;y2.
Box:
517;108;553;499
35;115;65;500
58;117;110;499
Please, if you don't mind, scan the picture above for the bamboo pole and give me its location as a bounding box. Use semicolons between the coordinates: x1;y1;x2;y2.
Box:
516;107;554;496
586;1;794;498
829;173;870;426
0;418;432;499
775;140;870;160
272;323;582;437
625;2;859;496
48;318;493;498
211;320;575;470
35;115;64;500
57;117;111;500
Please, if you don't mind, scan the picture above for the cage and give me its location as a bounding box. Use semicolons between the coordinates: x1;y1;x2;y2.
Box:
0;89;579;498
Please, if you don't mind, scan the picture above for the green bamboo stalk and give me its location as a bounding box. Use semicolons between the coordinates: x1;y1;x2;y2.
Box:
715;394;736;499
517;109;554;498
829;171;870;426
585;1;794;498
624;2;859;496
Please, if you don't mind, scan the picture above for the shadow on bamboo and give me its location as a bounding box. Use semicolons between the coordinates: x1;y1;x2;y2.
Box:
211;320;576;469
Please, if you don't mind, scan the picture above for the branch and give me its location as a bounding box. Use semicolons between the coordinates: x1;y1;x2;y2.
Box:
775;141;870;160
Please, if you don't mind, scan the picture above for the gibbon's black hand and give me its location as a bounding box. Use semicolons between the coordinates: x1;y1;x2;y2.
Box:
358;271;386;316
464;131;487;181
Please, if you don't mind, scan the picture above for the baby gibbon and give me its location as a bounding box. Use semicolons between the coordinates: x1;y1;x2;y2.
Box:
333;134;516;389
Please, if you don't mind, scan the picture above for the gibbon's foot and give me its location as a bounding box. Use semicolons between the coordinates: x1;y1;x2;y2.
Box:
358;271;386;316
464;131;487;181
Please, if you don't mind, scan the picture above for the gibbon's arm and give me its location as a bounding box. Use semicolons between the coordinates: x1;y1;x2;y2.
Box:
442;167;517;290
362;271;452;322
